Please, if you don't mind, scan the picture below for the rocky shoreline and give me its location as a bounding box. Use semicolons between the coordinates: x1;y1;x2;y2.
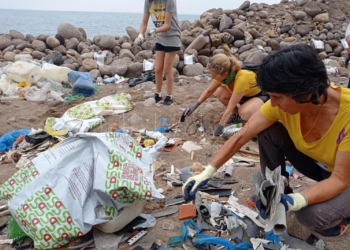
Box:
0;0;349;81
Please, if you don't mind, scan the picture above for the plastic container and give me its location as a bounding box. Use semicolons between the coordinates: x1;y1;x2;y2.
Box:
40;63;72;83
50;91;65;102
94;52;106;66
6;61;41;84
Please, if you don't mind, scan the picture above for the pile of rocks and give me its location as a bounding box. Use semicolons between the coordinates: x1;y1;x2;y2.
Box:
0;0;349;81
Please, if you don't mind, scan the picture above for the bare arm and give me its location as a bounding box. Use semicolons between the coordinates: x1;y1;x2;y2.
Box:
210;110;275;169
139;13;150;35
156;12;173;33
197;81;220;104
302;151;350;205
219;92;244;125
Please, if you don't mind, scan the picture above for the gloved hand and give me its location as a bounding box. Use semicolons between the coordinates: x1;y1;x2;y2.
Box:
182;102;200;117
280;193;308;212
211;124;224;136
134;34;145;46
183;164;217;201
146;29;156;37
346;41;350;67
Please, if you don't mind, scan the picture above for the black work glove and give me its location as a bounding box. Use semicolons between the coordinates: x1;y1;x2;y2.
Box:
211;124;224;136
181;102;200;122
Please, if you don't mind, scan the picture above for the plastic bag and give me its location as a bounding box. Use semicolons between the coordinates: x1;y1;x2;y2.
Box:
0;129;30;152
24;87;47;102
7;216;28;244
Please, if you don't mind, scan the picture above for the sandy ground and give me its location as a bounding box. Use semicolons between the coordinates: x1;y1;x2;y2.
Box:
0;76;349;249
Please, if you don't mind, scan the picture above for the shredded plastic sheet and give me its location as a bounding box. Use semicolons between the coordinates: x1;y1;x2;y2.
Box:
0;132;166;249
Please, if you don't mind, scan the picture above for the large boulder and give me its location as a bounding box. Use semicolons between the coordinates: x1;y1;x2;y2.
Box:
0;36;12;50
281;16;294;33
111;59;128;76
179;20;191;31
239;1;250;11
183;63;204;77
185;35;208;53
135;50;153;63
46;36;61;48
32;40;46;52
119;49;135;60
9;30;25;40
126;26;138;42
124;62;143;78
313;13;329;23
219;15;232;32
303;2;322;18
244;50;263;65
57;23;82;40
293;11;306;20
43;51;63;65
297;25;311;37
93;34;116;49
32;51;46;59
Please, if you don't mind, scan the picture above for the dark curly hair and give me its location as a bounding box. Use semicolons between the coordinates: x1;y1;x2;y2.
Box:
257;44;328;104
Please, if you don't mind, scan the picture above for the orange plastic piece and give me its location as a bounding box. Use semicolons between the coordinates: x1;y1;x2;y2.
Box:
178;204;196;220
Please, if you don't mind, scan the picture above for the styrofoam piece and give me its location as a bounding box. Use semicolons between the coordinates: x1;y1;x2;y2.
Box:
341;39;348;49
94;52;106;66
312;39;324;49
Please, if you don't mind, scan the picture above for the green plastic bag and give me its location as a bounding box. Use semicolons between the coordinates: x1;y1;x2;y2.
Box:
7;216;28;244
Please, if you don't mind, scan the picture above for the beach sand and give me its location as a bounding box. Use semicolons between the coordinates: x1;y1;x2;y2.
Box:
0;77;349;249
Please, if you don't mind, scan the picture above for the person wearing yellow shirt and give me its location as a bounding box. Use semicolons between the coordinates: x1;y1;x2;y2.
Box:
183;44;350;237
181;44;269;136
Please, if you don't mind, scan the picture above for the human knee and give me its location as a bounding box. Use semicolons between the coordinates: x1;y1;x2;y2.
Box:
295;205;336;230
163;67;173;76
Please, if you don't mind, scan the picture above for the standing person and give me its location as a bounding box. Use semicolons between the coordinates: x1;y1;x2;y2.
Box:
182;44;269;136
183;44;350;237
135;0;181;106
345;23;350;88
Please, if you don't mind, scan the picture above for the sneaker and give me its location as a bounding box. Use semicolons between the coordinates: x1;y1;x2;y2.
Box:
246;194;258;209
315;219;350;237
163;95;173;106
154;93;162;103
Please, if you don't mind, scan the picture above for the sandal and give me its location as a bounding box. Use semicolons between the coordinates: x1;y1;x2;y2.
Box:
128;75;149;87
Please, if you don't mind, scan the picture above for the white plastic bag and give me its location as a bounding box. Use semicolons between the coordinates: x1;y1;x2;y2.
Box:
24;87;47;102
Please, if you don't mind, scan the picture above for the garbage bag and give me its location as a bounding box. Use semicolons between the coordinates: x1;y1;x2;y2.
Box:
0;132;166;249
0;129;30;152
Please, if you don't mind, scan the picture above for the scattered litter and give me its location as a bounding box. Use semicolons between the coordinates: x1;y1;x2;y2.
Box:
182;141;202;153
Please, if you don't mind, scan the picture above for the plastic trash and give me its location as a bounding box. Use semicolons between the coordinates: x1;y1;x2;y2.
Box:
103;77;116;84
68;71;95;97
168;220;201;247
193;234;252;250
143;59;154;71
50;91;65;102
94;52;106;66
0;129;30;152
184;54;195;65
14;54;32;62
24;87;47;102
6;61;41;84
40;63;72;82
7;216;28;244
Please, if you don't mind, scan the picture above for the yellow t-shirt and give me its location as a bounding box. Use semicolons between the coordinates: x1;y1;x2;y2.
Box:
215;70;261;97
261;85;350;172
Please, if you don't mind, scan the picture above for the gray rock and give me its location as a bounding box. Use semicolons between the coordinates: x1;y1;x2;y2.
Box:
208;19;220;29
78;28;87;40
225;29;245;40
244;31;254;44
297;25;311;37
185;35;208;53
259;11;269;18
238;50;252;61
93;228;122;250
46;36;61;48
222;32;234;44
9;30;25;40
234;40;246;48
219;15;233;32
267;39;280;50
11;39;24;46
66;38;79;50
93;34;116;49
119;35;130;44
213;8;224;19
3;45;15;53
4;52;16;61
293;11;306;20
327;60;340;68
325;44;332;53
36;34;49;42
111;59;128;76
78;66;88;72
32;50;46;59
77;42;90;53
238;44;253;53
244;50;263;65
44;51;63;65
239;1;250;11
239;15;246;21
130;45;142;56
126;26;138;42
198;48;211;56
119;49;135;60
331;13;346;21
135;50;153;63
248;28;262;39
81;52;94;60
281;16;294;33
0;36;12;50
55;34;65;45
253;39;266;47
327;32;334;40
141;40;156;51
53;45;67;55
210;33;222;47
279;41;297;50
173;54;180;68
99;65;113;76
333;46;343;57
182;36;195;46
313;13;329;22
304;2;322;17
121;42;132;50
32;40;46;52
296;0;308;6
197;55;209;67
246;11;255;17
125;62;143;78
179;20;191;31
82;59;98;71
183;63;204;77
57;23;82;40
324;23;334;30
234;22;247;33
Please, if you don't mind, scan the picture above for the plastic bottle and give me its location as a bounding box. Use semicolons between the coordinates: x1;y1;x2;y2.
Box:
50;91;65;102
14;54;32;62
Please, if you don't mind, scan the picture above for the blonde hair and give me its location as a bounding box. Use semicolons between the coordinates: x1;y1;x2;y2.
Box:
207;44;242;74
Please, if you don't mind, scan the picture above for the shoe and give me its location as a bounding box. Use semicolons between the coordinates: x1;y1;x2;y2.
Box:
154;93;162;103
315;219;350;237
163;95;173;106
227;113;246;124
246;194;258;209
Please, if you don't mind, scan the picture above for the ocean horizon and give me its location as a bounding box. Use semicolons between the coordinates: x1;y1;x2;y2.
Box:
0;9;200;39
